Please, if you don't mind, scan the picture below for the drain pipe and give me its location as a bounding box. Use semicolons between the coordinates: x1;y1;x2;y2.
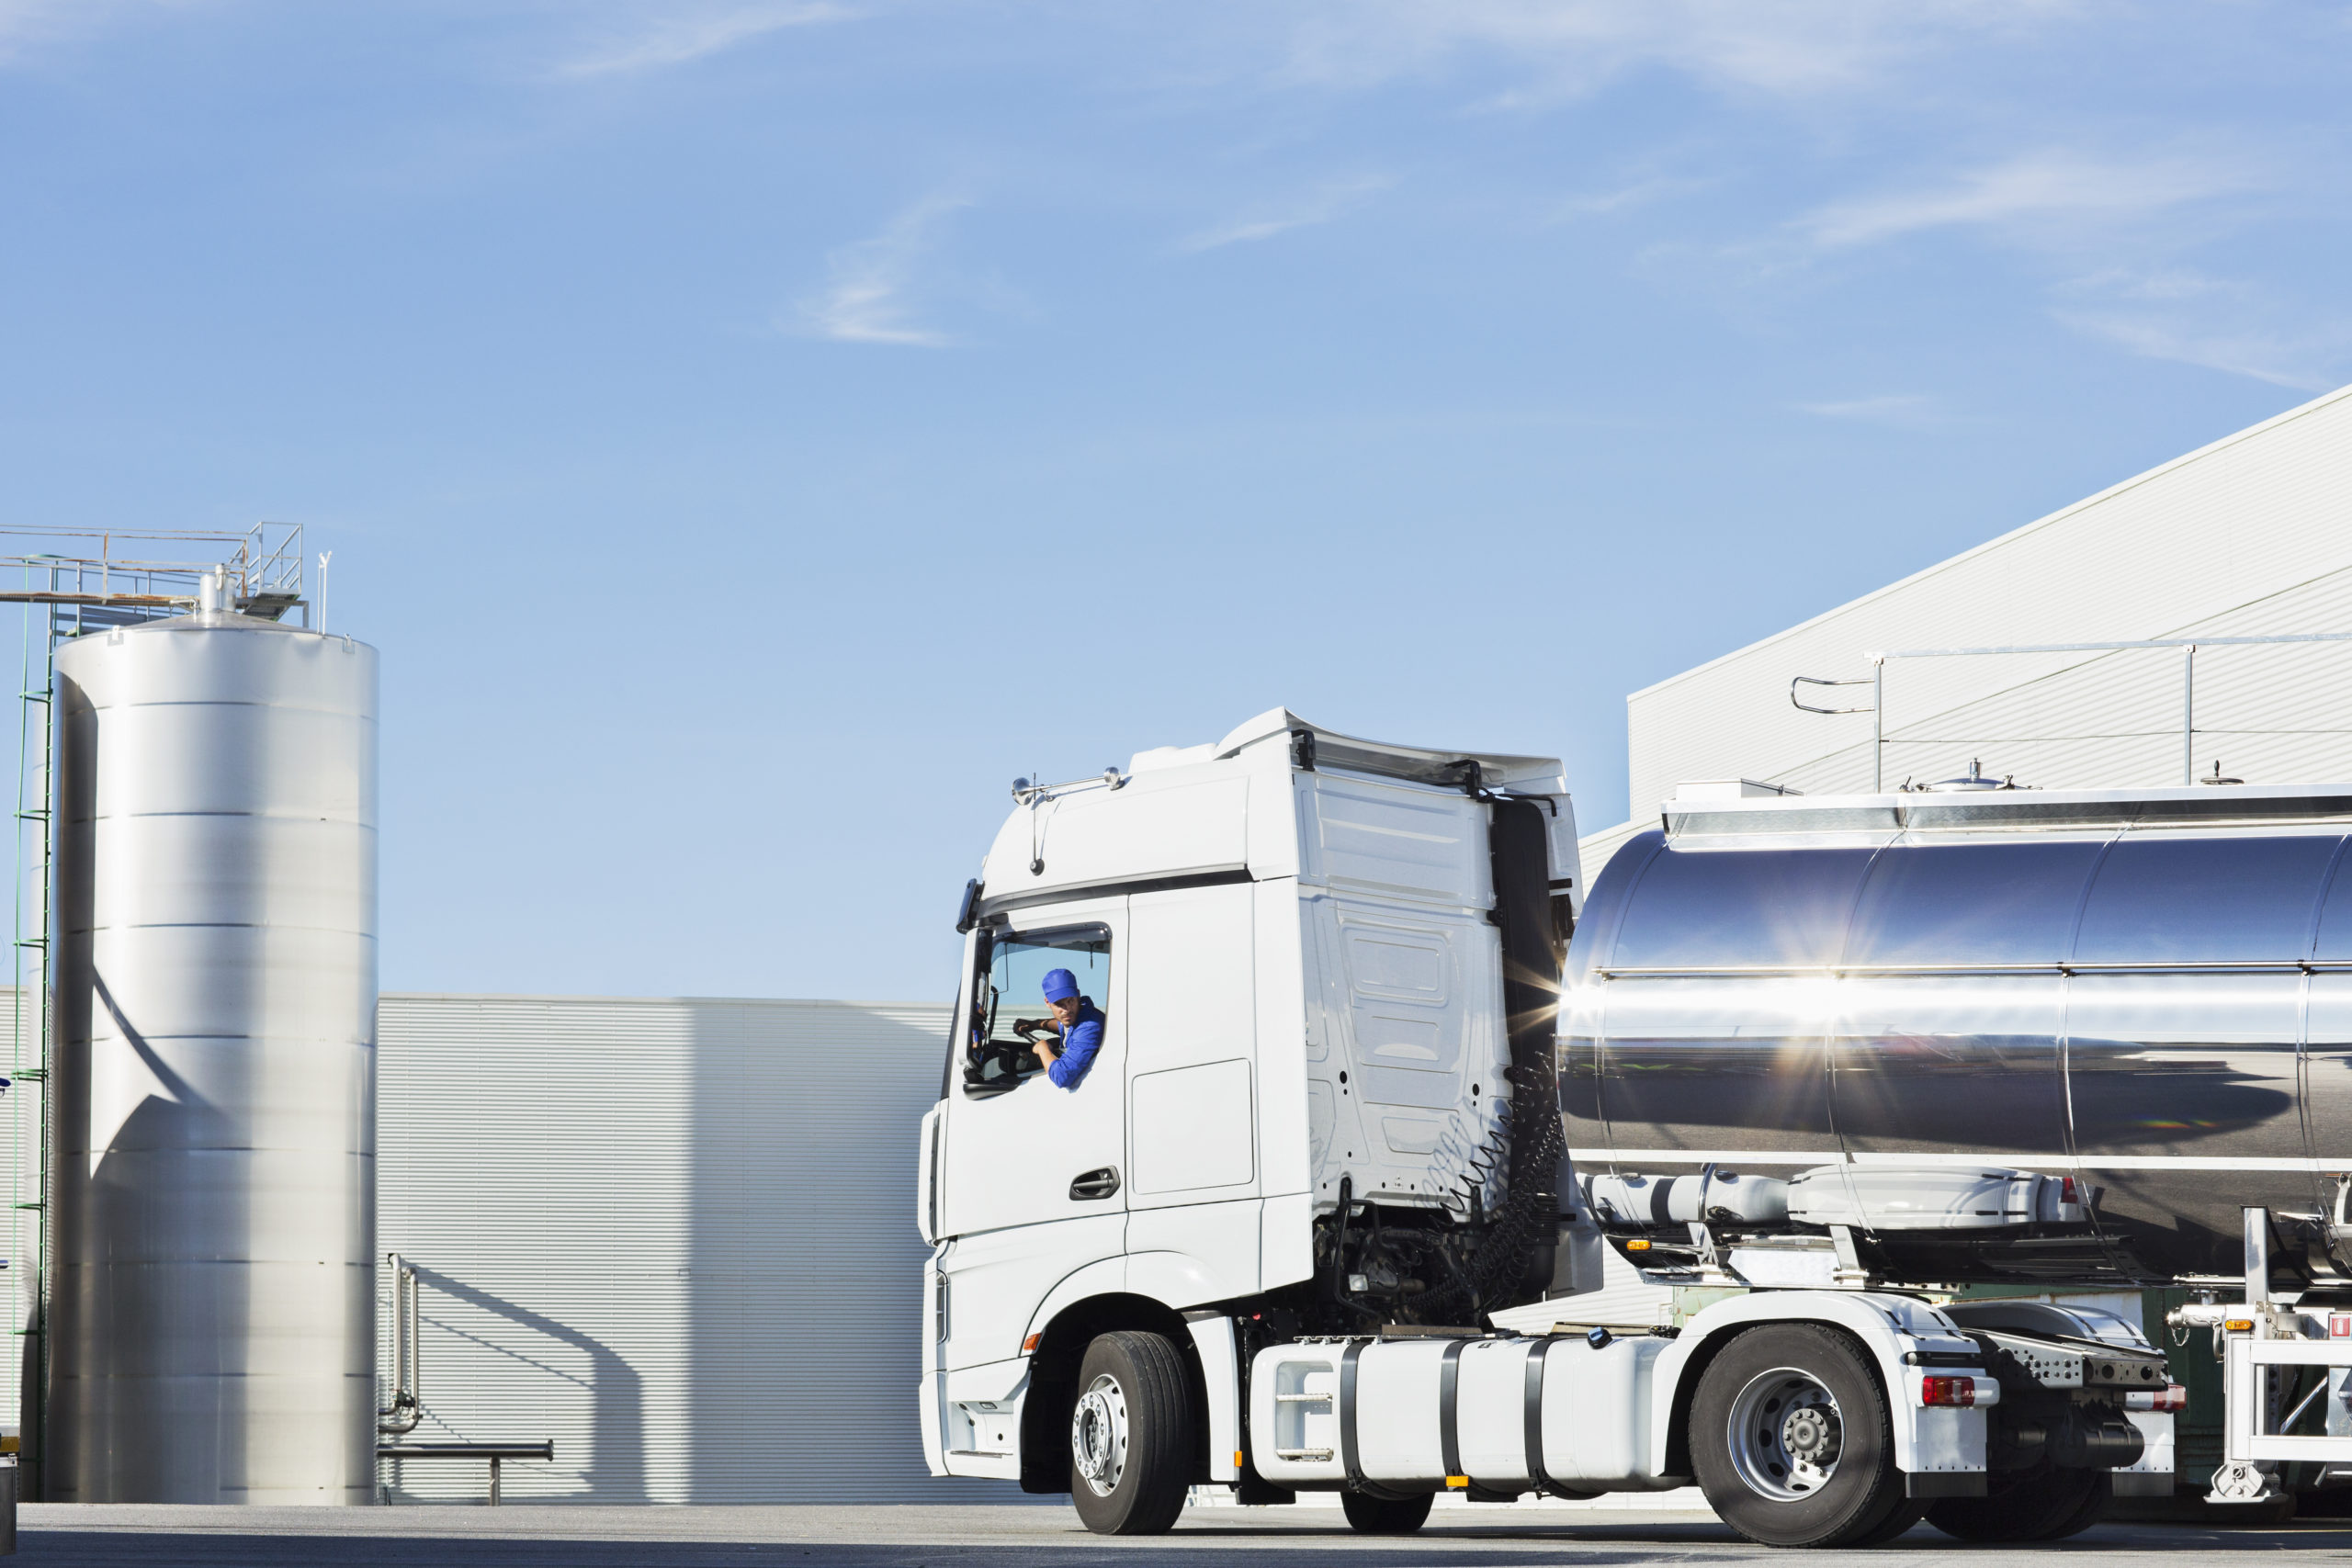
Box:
379;1253;422;1436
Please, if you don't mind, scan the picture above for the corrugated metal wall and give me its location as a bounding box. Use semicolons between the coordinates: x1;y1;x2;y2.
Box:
1579;381;2352;890
375;992;1009;1505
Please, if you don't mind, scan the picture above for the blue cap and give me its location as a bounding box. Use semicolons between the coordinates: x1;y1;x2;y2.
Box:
1042;967;1080;1002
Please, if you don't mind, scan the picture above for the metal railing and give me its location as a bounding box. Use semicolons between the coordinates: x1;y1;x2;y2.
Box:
376;1443;555;1506
1794;631;2352;792
0;523;308;631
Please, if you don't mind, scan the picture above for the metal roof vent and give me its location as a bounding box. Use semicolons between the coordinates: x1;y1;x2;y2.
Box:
1912;758;2018;794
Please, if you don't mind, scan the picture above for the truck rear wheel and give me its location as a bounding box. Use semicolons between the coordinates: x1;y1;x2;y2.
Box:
1340;1489;1433;1533
1925;1466;2108;1541
1067;1331;1194;1536
1689;1324;1908;1548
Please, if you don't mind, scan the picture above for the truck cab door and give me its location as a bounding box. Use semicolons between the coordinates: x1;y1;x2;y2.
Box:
934;899;1131;1383
939;900;1127;1235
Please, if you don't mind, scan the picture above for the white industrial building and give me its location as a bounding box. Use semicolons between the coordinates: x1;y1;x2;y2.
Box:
372;994;1000;1505
1579;380;2352;886
7;385;2348;1505
7;994;1000;1505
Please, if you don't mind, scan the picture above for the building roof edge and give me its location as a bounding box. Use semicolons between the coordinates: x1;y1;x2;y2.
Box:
1626;380;2352;705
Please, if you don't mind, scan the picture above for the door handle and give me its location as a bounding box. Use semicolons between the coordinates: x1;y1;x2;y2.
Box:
1069;1167;1120;1201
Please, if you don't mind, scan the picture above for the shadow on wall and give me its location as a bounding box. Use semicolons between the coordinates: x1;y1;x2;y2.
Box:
686;1001;1018;1504
396;1265;647;1506
49;972;254;1502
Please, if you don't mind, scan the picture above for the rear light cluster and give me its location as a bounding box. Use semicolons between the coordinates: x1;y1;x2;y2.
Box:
1920;1375;1978;1408
2125;1384;2189;1413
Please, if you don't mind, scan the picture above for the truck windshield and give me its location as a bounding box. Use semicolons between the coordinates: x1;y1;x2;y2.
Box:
960;924;1112;1095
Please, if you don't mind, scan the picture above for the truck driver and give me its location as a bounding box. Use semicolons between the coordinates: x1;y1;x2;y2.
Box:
1014;967;1104;1089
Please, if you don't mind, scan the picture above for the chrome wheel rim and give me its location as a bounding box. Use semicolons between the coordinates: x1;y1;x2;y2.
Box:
1071;1372;1130;1497
1725;1367;1844;1502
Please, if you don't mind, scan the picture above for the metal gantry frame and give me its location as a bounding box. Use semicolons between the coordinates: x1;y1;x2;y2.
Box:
4;525;307;1497
1793;630;2352;792
2168;1209;2352;1504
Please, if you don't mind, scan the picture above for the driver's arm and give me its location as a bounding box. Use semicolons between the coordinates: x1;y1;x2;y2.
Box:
1011;1017;1062;1065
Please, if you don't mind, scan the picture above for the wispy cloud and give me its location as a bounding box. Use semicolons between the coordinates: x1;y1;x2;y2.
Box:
0;0;175;64
2052;269;2349;390
1182;174;1394;252
1550;174;1713;221
792;195;967;347
553;3;852;80
1276;0;2070;103
1798;151;2256;250
1797;394;1947;429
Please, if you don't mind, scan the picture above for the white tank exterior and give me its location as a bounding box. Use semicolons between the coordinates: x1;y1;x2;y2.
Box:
47;606;378;1503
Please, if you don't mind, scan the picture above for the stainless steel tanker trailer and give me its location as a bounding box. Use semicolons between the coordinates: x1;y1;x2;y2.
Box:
920;711;2352;1546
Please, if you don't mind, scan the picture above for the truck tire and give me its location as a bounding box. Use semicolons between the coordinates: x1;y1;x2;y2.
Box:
1848;1500;1923;1545
2036;1471;2112;1540
1340;1490;1433;1533
1689;1324;1909;1548
1925;1466;2107;1542
1067;1331;1194;1536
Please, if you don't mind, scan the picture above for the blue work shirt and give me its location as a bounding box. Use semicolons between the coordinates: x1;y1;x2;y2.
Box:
1046;999;1106;1089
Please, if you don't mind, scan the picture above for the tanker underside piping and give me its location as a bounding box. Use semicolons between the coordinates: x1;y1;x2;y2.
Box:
1576;1148;2344;1172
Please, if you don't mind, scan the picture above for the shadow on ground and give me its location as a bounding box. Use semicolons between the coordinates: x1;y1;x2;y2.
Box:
22;1519;2352;1568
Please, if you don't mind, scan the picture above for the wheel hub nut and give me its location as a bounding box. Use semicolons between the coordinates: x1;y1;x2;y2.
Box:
1781;1405;1836;1463
1073;1392;1114;1480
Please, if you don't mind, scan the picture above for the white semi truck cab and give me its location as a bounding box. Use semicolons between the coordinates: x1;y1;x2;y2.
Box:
918;711;2185;1545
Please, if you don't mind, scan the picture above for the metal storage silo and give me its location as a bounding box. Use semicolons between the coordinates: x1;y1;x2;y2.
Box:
46;575;378;1503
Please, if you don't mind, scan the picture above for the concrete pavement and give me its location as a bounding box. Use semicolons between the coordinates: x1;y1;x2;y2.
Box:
11;1504;2352;1567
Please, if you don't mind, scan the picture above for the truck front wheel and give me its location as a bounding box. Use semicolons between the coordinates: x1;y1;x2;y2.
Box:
1067;1331;1194;1535
1690;1324;1910;1548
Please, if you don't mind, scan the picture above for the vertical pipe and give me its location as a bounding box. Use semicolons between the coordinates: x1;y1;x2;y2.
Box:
1871;659;1885;793
2184;644;2198;785
405;1264;419;1415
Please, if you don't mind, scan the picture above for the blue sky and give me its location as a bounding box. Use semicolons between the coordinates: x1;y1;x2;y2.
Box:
3;1;2347;1001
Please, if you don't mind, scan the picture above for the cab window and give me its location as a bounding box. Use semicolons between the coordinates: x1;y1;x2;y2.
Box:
960;924;1112;1097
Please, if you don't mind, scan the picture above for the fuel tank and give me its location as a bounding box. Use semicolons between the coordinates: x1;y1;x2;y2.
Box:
1248;1333;1684;1495
1559;784;2352;1287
